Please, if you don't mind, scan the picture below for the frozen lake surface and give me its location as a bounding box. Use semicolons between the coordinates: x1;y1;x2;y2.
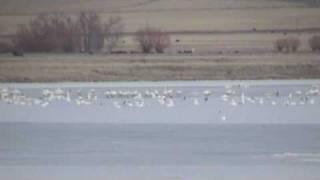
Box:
0;80;320;180
0;123;320;180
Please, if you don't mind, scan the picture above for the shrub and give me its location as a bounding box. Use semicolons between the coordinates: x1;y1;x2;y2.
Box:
290;38;300;52
274;37;300;53
275;38;286;52
309;35;320;52
153;31;170;53
134;27;171;53
135;27;156;53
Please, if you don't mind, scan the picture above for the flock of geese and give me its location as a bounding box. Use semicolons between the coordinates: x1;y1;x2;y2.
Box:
0;84;319;121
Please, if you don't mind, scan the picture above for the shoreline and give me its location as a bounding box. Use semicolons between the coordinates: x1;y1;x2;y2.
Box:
1;79;320;88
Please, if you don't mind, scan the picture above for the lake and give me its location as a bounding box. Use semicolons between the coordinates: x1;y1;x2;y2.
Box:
0;80;320;180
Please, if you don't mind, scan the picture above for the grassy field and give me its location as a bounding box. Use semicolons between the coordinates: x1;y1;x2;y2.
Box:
0;0;319;82
0;53;319;82
0;0;307;14
0;0;320;34
119;32;320;54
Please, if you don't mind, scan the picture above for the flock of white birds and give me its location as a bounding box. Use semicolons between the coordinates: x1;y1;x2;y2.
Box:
1;84;319;121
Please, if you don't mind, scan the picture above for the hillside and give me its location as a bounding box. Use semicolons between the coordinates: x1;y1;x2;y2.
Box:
0;0;320;34
0;0;309;14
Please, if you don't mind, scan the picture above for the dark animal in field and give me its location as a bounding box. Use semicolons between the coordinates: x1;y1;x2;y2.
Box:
12;49;24;56
111;50;128;54
178;49;195;54
129;50;140;54
309;35;320;52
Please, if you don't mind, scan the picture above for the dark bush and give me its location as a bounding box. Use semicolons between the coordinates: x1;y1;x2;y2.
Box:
135;27;156;53
134;27;171;53
153;31;170;53
309;35;320;52
0;41;12;53
274;37;300;53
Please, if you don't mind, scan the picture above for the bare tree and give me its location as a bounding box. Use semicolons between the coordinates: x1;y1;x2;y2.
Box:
12;11;121;54
77;11;104;53
13;13;80;53
104;16;124;53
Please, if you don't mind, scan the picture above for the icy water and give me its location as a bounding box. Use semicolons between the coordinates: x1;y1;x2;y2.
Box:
0;80;320;180
0;123;320;180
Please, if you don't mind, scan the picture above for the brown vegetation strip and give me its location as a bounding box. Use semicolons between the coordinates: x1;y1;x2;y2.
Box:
2;28;320;38
0;54;320;82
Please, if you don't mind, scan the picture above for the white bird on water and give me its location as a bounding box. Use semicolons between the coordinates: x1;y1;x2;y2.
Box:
246;97;256;104
135;101;145;108
258;98;264;105
221;115;227;121
193;98;199;106
66;91;71;102
241;92;245;104
226;89;236;95
113;101;122;109
221;94;229;102
203;90;211;95
309;99;315;105
230;99;238;107
166;99;175;107
41;102;49;108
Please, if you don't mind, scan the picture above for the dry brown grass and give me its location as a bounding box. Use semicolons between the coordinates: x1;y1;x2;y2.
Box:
1;5;320;35
0;53;320;82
